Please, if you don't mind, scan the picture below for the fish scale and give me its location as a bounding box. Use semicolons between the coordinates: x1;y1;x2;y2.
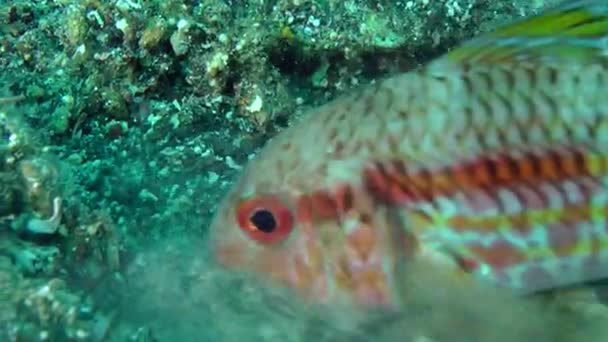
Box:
399;175;608;292
363;138;608;289
209;0;608;309
450;65;598;151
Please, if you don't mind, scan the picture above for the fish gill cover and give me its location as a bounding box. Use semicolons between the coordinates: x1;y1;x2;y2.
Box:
1;0;607;341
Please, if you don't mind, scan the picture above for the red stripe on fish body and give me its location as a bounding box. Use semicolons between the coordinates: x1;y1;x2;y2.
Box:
363;146;608;293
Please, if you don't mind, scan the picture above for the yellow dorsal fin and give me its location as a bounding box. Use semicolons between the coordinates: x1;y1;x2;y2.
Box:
443;0;608;64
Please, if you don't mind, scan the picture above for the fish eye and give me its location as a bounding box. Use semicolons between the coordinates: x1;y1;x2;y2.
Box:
236;195;294;244
249;209;277;233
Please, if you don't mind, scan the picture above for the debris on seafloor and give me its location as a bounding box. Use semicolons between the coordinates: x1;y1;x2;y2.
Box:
21;196;62;236
0;103;123;340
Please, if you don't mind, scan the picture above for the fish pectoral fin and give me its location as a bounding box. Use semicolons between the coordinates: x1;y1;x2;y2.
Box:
384;207;474;294
442;0;608;65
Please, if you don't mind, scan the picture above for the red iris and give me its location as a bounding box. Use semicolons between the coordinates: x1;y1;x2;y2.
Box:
236;195;294;244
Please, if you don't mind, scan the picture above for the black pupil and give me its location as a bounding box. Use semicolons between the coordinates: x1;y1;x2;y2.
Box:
250;209;277;233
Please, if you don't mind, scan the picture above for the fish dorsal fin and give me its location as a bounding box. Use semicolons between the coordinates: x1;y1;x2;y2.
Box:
442;0;608;65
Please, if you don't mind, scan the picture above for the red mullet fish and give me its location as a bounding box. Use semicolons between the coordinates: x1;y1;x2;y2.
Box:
209;0;608;309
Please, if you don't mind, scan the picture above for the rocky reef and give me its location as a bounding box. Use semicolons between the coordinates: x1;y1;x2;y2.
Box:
4;0;604;341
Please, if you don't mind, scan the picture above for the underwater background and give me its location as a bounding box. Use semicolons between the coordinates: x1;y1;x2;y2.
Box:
3;0;608;341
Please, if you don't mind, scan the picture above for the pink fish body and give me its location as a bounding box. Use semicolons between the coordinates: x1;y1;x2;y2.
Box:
209;0;608;309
